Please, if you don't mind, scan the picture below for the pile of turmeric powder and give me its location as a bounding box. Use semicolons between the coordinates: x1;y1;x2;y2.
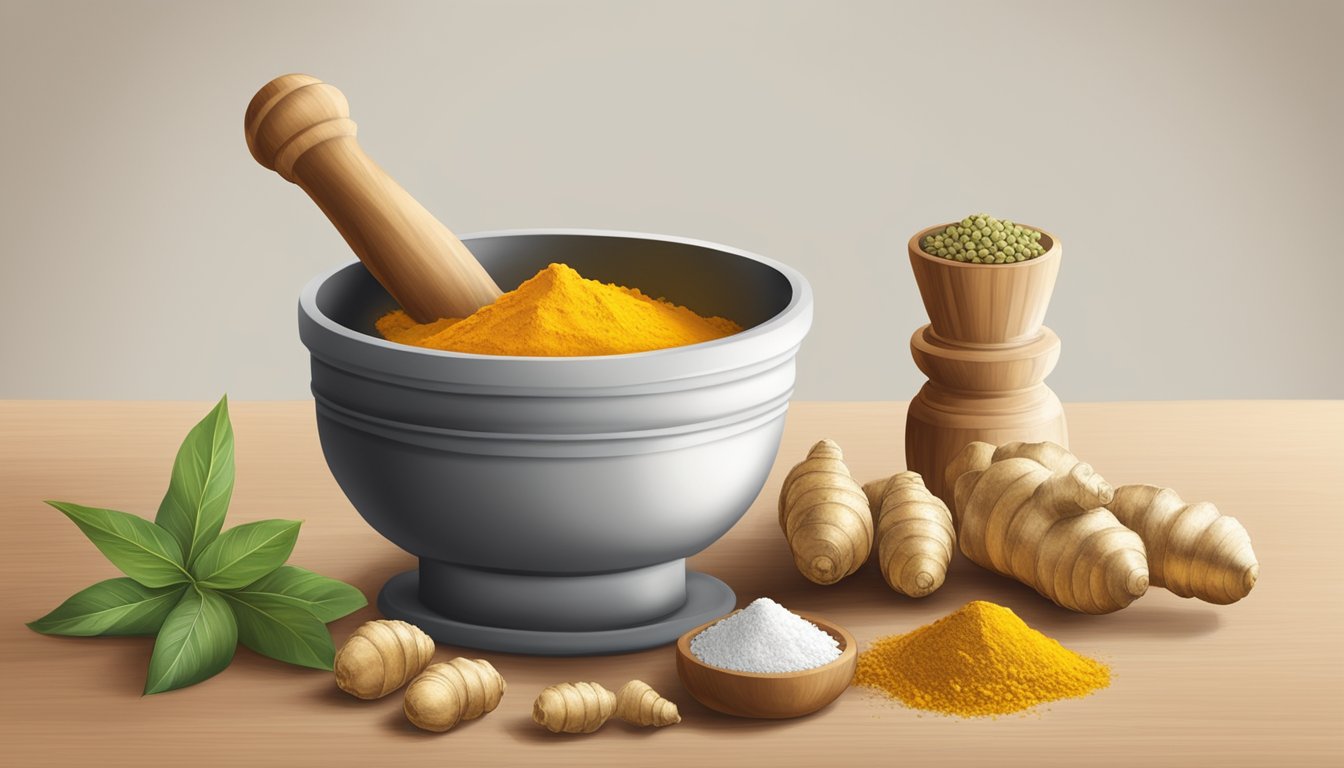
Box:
376;263;741;356
855;600;1110;717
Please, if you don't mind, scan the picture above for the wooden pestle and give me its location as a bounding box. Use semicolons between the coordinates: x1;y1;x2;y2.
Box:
245;74;502;322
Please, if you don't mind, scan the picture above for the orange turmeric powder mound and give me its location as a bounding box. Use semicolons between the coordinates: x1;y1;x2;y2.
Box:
376;263;741;356
855;601;1110;717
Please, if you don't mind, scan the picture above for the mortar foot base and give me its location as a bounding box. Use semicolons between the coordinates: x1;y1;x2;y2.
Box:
377;569;735;656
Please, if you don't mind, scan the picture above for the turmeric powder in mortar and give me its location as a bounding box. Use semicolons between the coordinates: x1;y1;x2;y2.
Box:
376;263;741;356
855;601;1110;717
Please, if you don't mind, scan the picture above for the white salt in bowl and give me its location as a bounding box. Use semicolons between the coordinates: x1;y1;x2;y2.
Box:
674;611;856;719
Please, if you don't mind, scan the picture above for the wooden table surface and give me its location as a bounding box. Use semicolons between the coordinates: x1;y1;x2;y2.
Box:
2;401;1341;767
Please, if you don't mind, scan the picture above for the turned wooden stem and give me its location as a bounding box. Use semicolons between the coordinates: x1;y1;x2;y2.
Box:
245;74;502;322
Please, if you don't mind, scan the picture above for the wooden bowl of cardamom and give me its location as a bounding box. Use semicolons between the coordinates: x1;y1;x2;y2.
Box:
908;219;1061;346
674;611;856;719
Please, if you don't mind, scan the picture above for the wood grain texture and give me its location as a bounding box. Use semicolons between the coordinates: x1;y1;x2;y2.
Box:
910;325;1062;392
245;74;502;321
675;613;856;719
906;380;1068;501
1;401;1341;767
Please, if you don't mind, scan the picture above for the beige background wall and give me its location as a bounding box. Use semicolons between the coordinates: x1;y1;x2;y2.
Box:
1;0;1340;401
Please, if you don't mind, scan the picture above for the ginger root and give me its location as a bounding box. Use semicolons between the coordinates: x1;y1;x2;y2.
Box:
862;471;955;598
533;680;680;733
403;658;506;732
532;681;615;734
954;455;1149;613
334;619;435;699
943;441;996;521
1110;484;1259;604
778;439;873;584
990;441;1260;605
615;680;682;727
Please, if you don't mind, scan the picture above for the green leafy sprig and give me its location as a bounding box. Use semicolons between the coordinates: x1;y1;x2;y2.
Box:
27;396;367;694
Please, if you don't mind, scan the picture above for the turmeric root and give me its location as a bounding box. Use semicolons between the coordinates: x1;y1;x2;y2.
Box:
614;680;681;727
532;682;615;733
943;441;996;522
991;440;1082;474
778;439;873;585
403;658;506;732
334;619;435;699
954;456;1149;613
862;472;955;597
1110;485;1259;604
989;441;1260;605
533;680;680;733
988;441;1116;504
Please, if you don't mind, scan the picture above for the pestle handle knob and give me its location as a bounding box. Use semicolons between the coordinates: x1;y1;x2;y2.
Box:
245;74;502;322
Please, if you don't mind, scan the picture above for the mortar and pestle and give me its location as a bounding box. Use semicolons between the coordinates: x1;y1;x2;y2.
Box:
246;75;812;655
904;223;1067;502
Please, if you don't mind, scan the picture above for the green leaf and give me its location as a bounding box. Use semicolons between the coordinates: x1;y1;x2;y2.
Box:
155;396;235;567
223;591;335;670
232;565;366;623
47;501;189;587
27;579;186;637
190;519;301;590
144;587;237;695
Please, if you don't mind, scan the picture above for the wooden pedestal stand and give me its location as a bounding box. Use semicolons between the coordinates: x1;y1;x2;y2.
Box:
904;224;1068;502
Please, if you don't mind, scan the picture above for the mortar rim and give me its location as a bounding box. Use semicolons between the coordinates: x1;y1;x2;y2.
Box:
300;227;812;364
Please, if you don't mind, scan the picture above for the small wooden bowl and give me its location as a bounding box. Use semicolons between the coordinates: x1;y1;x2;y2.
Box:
674;611;857;719
908;222;1061;346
